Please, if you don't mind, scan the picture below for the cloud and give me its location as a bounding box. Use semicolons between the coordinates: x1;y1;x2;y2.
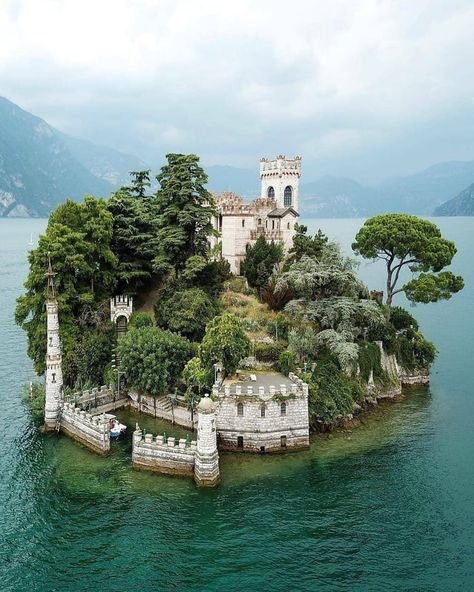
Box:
1;0;474;180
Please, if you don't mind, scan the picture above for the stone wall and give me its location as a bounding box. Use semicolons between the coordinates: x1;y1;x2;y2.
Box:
60;402;110;455
213;373;309;452
132;427;196;476
128;391;196;429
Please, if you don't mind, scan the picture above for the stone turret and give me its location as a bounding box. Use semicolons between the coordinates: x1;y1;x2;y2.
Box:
260;155;302;211
44;257;63;430
194;395;220;487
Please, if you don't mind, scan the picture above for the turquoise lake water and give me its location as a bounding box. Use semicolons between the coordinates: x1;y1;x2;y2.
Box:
0;217;473;591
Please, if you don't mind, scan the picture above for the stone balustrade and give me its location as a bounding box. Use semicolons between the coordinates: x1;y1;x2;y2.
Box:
60;402;110;455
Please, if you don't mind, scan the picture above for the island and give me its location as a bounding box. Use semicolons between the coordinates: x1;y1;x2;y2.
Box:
16;154;464;487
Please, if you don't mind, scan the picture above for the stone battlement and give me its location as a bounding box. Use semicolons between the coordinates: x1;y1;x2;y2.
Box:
60;402;111;455
213;372;308;400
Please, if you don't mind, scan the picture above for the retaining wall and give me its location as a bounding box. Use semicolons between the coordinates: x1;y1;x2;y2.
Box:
132;429;197;476
60;402;110;455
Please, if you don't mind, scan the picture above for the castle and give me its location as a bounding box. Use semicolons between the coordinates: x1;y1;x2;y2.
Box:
211;155;302;274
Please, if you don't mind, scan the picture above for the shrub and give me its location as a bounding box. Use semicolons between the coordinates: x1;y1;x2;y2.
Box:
278;350;297;376
358;341;382;382
155;287;219;341
129;311;154;329
390;307;419;332
367;321;397;355
396;333;436;370
200;313;251;374
266;312;291;341
254;341;286;363
118;326;194;396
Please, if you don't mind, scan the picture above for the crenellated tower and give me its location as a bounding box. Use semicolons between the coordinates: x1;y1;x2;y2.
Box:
44;257;63;431
260;155;302;211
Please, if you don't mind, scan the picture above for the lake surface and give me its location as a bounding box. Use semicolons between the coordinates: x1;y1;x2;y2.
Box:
0;217;473;591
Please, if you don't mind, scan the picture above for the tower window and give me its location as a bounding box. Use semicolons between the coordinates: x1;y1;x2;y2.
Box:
52;373;56;384
267;186;275;199
237;402;244;417
284;186;292;207
49;337;53;346
260;404;266;418
281;402;287;416
242;219;245;228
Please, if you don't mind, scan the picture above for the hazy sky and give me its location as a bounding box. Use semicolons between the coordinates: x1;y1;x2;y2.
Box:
1;0;474;182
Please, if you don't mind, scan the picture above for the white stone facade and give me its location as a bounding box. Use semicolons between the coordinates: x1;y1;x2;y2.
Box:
211;156;302;275
110;295;133;323
211;373;310;453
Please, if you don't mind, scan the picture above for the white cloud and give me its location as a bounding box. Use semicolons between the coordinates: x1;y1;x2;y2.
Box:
0;0;474;178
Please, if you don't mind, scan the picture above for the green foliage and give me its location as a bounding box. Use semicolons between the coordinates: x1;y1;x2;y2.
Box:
129;311;154;329
107;189;159;292
352;214;464;305
22;381;45;419
316;329;359;374
278;349;297;376
397;334;436;371
155;287;219;341
153;153;218;276
261;273;293;310
358;342;382;382
200;313;251;374
15;196;117;380
404;272;464;304
367;321;397;354
308;354;360;424
241;235;284;293
182;357;212;393
389;307;419;331
254;341;286;363
195;258;231;297
66;324;116;388
288;326;319;363
277;245;363;301
286;224;328;266
118;326;193;396
266;312;291;341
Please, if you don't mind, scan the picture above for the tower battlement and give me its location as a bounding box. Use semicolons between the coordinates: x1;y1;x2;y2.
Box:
259;155;302;210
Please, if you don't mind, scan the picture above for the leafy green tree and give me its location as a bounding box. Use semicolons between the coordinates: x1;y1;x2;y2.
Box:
129;311;154;329
107;189;159;292
153;153;218;276
155;287;219;341
277;246;363;301
278;350;297;376
200;313;251;375
118;326;194;396
241;235;284;293
286;224;328;266
127;170;151;198
182;357;210;395
389;306;419;332
352;214;464;306
15;197;117;379
288;326;319;365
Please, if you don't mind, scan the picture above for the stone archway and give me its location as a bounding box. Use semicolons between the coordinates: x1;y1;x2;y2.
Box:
116;314;128;340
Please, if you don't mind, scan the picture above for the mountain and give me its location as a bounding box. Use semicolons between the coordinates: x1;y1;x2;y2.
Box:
0;97;148;217
376;161;474;215
434;183;474;216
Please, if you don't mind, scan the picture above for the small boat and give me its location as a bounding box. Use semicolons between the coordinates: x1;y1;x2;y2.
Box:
107;415;127;439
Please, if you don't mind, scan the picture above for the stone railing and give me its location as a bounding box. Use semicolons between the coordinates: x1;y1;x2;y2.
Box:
66;385;128;414
132;426;197;476
60;402;110;455
249;228;283;241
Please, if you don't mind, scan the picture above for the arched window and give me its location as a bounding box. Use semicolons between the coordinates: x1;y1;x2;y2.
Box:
260;404;266;418
267;186;275;199
280;401;287;416
237;402;244;417
284;186;292;207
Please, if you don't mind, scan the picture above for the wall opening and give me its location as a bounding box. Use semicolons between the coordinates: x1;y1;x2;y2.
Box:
267;186;275;199
260;446;266;454
260;404;266;418
281;435;287;448
242;219;245;228
281;402;287;416
284;186;292;207
237;402;244;417
237;436;244;449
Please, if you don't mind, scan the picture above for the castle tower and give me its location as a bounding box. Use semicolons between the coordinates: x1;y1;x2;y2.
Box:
44;258;63;431
194;395;220;487
260;155;302;211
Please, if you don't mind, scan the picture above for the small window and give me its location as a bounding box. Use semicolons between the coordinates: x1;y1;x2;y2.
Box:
245;243;250;252
52;372;56;384
284;186;292;207
287;222;290;230
281;435;287;448
260;446;266;454
267;186;275;199
280;402;287;416
237;436;244;448
265;220;268;228
258;218;262;226
49;337;53;346
242;219;245;228
260;404;266;418
237;402;244;417
272;220;275;230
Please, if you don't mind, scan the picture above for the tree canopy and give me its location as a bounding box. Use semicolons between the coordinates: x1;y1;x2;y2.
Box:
241;235;284;293
352;214;464;305
199;313;251;375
